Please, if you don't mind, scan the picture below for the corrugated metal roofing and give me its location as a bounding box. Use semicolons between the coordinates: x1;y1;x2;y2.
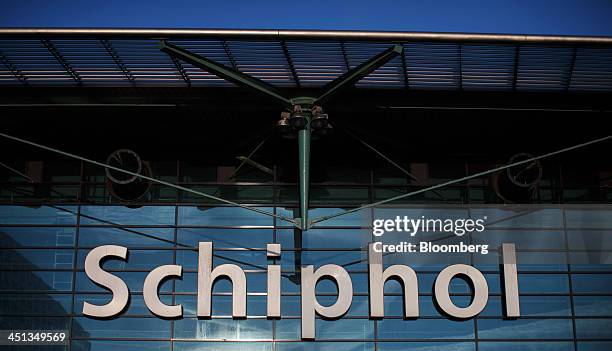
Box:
1;30;611;92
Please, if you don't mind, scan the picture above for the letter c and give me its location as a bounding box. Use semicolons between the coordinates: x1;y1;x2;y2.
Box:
143;265;183;318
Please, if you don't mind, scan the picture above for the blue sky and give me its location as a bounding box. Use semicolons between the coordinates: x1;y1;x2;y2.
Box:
0;0;611;36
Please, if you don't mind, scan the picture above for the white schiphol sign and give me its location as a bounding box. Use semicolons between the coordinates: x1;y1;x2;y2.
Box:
82;241;520;339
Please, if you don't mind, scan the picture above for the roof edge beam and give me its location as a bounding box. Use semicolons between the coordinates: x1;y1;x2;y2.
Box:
2;29;611;45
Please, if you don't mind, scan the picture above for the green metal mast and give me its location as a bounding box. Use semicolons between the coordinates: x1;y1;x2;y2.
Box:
297;115;311;229
159;41;403;230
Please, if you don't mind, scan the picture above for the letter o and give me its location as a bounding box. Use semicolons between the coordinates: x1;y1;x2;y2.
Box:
434;264;488;319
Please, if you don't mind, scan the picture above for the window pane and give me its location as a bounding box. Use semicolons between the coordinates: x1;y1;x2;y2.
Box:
177;249;266;270
0;293;72;315
80;206;175;226
72;340;170;351
280;274;368;294
572;274;612;293
77;249;173;270
478;319;573;339
178;228;272;248
176;294;267;317
0;205;77;225
276;319;374;340
578;342;612;351
469;208;563;228
173;319;272;340
0;270;72;291
78;227;174;247
383;273;500;294
310;186;369;204
317;319;374;339
280;207;366;228
482;296;571;317
176;272;266;293
575;319;612;339
76;272;171;293
0;227;75;247
0;316;70;330
471;230;566;249
276;342;375;351
75;294;172;316
0;249;74;269
174;342;272;351
574;296;612;316
479;342;573;351
518;274;569;293
278;229;365;249
280;251;365;272
279;295;370;317
72;317;171;339
378;342;474;351
179;206;273;226
385;296;473;317
378;319;474;339
566;209;612;228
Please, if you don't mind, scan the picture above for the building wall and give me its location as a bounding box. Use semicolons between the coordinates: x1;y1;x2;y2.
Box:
0;152;611;351
1;202;612;351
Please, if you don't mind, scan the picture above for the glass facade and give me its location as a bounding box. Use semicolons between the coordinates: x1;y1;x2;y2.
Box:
0;162;612;351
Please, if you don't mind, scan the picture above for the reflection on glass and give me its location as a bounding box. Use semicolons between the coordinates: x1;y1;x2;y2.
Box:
78;227;174;248
174;319;272;340
0;249;73;269
575;319;612;339
178;228;273;248
378;342;474;351
176;295;267;317
0;205;77;225
0;203;611;348
479;342;573;351
75;294;172;316
179;206;273;226
478;319;573;339
174;342;272;351
277;342;375;351
378;319;474;339
0;271;72;291
72;340;169;351
72;317;171;339
80;205;175;226
0;227;75;247
0;294;72;315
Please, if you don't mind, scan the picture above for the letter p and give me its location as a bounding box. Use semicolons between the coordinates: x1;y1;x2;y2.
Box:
301;265;353;339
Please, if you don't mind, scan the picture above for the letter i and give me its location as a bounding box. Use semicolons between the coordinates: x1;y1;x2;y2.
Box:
267;243;281;318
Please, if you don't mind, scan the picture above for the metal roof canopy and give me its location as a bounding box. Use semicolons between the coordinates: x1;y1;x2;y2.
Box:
0;28;611;92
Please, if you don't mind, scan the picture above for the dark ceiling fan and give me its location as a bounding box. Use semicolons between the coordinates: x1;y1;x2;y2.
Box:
159;40;403;229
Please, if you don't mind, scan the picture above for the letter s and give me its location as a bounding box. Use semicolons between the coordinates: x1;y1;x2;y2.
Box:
83;245;130;318
476;219;485;232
